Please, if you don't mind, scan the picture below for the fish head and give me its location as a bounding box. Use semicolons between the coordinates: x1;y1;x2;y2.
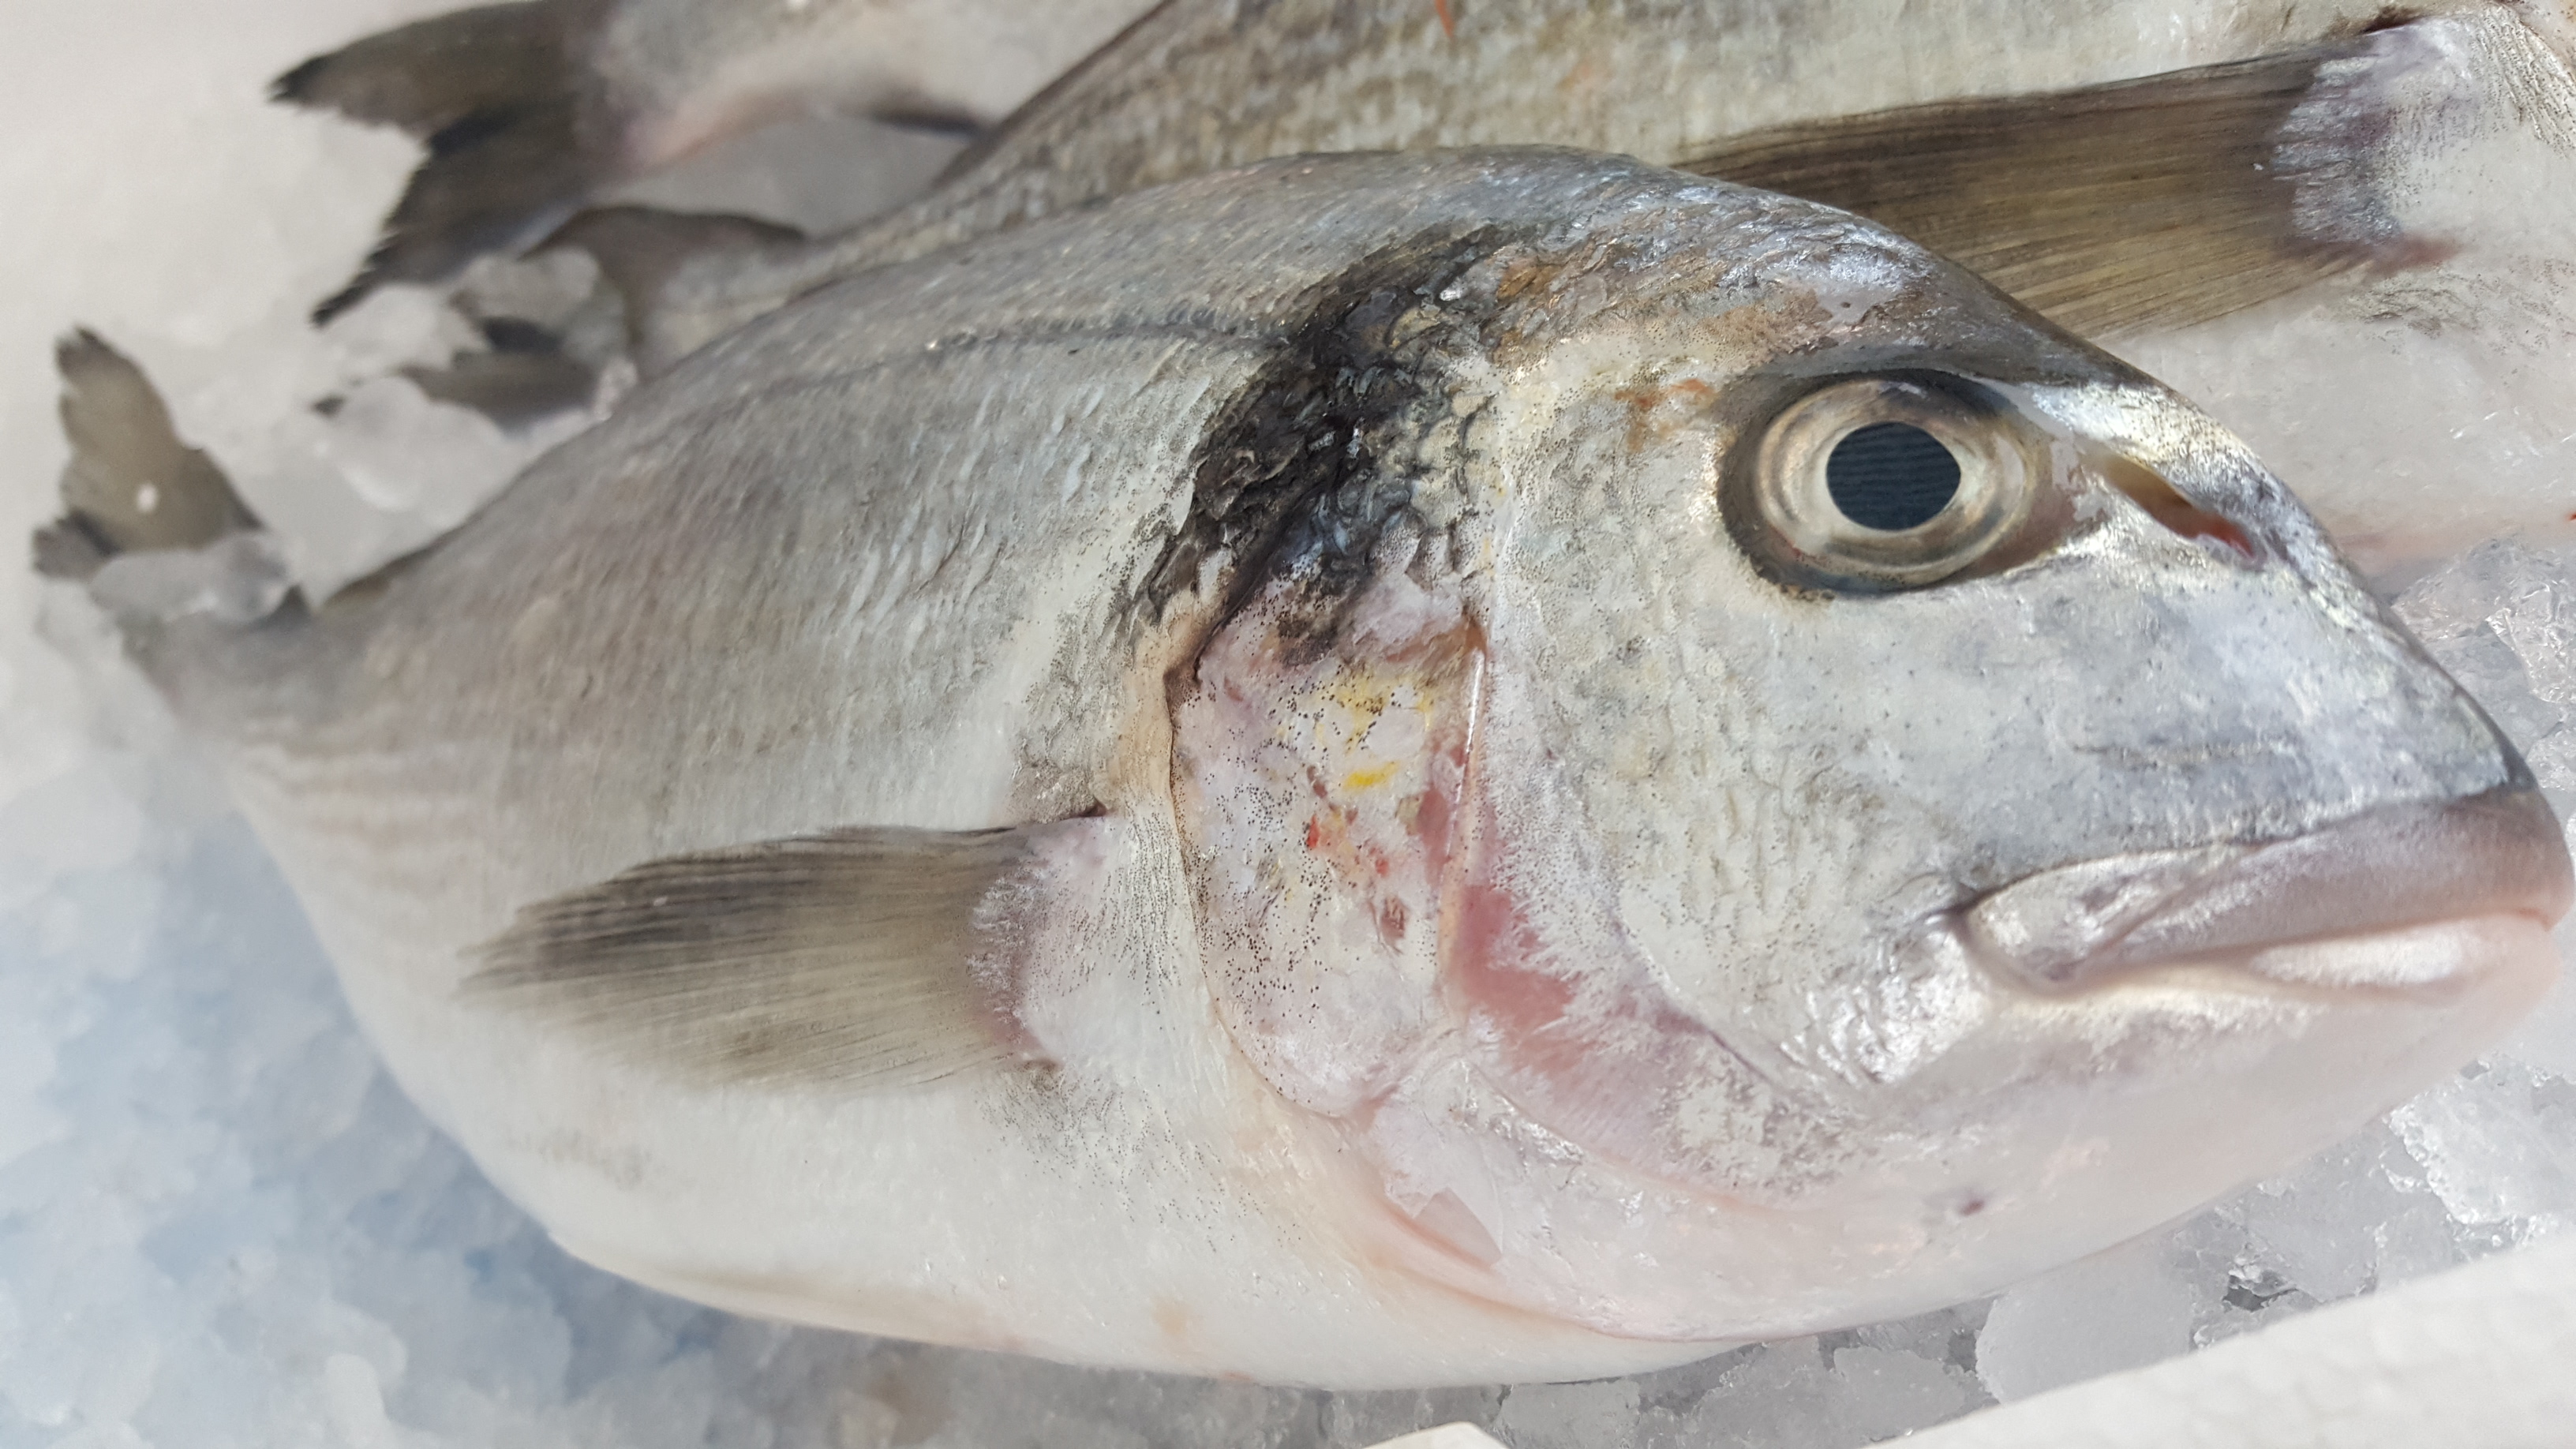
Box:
1168;181;2568;1343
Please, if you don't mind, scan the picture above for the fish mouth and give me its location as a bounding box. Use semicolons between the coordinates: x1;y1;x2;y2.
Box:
1960;787;2574;996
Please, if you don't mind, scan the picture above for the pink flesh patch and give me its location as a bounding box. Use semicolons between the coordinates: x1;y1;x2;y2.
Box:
2102;458;2263;564
1446;881;1582;1072
1434;781;1783;1200
1177;566;1772;1200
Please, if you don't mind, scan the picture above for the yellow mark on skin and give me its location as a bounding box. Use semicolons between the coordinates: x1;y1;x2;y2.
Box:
1342;762;1402;792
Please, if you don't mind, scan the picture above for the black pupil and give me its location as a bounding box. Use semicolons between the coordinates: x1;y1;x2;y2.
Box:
1825;422;1961;531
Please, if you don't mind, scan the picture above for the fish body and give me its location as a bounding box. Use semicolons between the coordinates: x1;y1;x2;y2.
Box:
60;150;2568;1383
575;0;1149;163
829;0;2481;272
541;0;2571;582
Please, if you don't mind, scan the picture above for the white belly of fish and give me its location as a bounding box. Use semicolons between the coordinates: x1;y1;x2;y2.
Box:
232;771;1708;1384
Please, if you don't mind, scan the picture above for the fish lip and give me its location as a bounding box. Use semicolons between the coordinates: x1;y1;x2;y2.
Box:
1957;786;2574;996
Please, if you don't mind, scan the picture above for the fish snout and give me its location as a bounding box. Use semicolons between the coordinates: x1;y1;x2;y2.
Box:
1960;787;2573;997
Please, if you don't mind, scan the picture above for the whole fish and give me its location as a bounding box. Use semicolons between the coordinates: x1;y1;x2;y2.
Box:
274;0;1155;318
301;0;2563;582
43;149;2570;1383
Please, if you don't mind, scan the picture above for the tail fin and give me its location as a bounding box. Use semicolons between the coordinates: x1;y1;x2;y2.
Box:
32;331;290;626
274;2;594;323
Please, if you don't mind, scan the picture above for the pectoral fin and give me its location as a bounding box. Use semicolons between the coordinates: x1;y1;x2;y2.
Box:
399;318;598;427
537;205;810;372
1689;29;2442;337
467;821;1103;1090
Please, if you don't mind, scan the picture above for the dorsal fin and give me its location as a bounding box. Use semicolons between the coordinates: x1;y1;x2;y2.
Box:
467;821;1101;1090
1686;32;2442;336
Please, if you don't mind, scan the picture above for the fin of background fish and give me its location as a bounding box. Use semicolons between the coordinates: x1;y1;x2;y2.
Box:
400;317;600;427
275;3;592;322
469;822;1088;1088
278;0;1155;321
36;330;262;578
1684;36;2441;338
604;4;2498;370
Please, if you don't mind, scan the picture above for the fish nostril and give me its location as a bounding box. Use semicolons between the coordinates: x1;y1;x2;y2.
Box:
2100;456;2261;563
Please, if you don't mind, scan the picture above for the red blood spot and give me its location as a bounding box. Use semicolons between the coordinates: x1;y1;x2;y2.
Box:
1413;777;1452;856
1377;896;1410;946
2174;512;2259;563
1305;817;1323;851
2107;461;2264;564
1432;0;1456;37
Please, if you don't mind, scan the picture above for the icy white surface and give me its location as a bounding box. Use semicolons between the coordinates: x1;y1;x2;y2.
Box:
1908;1232;2576;1448
8;3;2576;1447
0;0;578;612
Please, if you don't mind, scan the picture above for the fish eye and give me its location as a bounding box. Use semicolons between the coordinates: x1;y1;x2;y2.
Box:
1735;375;2039;591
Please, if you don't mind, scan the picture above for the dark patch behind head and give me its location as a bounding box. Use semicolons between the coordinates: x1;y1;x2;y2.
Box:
1132;223;1535;654
2349;7;2430;37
